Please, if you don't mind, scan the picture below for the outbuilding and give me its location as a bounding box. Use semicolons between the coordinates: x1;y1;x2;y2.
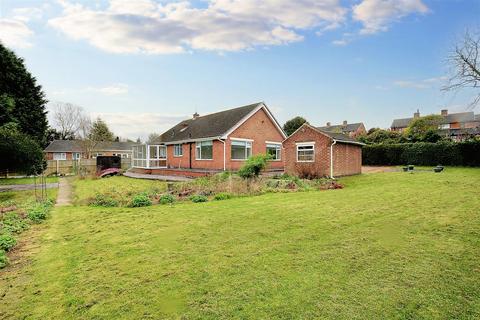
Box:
283;123;364;178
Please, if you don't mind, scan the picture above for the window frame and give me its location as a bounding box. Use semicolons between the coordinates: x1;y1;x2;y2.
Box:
296;142;315;163
196;140;213;160
266;142;282;161
53;152;67;160
173;144;183;157
72;152;81;160
230;138;253;161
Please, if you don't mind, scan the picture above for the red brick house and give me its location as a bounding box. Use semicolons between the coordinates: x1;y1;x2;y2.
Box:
283;123;364;178
131;102;286;177
44;140;135;160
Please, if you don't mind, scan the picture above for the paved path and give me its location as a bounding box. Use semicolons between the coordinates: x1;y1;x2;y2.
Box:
123;171;192;182
55;178;72;206
0;183;58;192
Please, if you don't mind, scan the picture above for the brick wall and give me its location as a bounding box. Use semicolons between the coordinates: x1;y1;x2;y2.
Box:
284;124;362;178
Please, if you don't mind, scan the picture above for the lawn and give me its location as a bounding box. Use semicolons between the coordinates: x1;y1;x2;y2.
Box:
1;168;479;319
0;176;59;185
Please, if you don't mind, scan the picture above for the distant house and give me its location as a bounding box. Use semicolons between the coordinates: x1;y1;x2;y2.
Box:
317;121;366;138
131;102;286;177
44;140;135;160
283;123;364;178
391;109;480;141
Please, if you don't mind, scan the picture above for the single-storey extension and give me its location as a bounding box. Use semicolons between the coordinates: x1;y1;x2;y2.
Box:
44;140;135;160
283;123;364;178
130;102;287;177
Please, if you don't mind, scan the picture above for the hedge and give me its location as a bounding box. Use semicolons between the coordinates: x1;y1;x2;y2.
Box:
362;141;480;166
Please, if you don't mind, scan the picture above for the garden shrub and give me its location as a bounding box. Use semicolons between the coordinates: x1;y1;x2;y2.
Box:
0;250;7;269
129;193;152;207
89;194;119;207
159;194;175;205
190;195;208;203
1;212;29;234
238;154;271;179
214;192;232;201
27;202;52;223
362;141;480;166
0;233;16;251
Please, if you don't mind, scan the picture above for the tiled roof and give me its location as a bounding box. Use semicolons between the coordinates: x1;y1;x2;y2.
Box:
391;111;476;128
317;123;363;133
315;127;364;145
156;102;274;143
44;140;135;152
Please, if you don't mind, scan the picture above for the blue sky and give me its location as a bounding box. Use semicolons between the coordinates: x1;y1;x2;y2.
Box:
0;0;478;139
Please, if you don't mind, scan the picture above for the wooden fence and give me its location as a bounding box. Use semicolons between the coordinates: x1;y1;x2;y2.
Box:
44;159;132;176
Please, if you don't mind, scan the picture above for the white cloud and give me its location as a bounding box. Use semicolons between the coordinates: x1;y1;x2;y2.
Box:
48;0;347;54
12;7;44;22
88;84;129;95
353;0;429;34
393;76;447;89
0;19;34;48
332;39;348;46
91;112;188;140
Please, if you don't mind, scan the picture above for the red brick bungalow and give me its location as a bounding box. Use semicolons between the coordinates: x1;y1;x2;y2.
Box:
283;123;364;178
131;102;286;177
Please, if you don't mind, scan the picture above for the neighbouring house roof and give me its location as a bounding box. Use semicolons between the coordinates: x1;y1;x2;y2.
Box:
156;102;285;144
317;122;363;133
315;127;365;145
44;140;136;152
391;111;476;128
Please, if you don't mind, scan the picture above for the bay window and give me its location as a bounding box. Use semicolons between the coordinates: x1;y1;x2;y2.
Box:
231;139;252;160
196;140;213;160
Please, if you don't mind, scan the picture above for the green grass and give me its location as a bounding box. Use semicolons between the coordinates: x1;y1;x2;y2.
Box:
1;168;480;319
0;188;57;208
0;176;58;185
72;176;167;205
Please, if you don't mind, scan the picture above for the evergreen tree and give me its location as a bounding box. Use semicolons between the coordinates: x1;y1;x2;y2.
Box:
0;43;48;145
88;117;115;141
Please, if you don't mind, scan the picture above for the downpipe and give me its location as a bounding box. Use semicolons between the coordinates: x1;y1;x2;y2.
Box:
330;140;337;179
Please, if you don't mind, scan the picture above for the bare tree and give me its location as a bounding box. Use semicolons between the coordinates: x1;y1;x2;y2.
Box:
77;114;97;159
51;102;85;139
147;132;160;144
443;30;480;110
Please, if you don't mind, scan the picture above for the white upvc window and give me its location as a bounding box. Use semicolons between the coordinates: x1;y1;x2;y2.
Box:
231;139;252;160
296;143;315;162
196;140;213;160
438;123;450;129
266;142;281;161
72;152;81;160
173;144;183;157
53;152;66;160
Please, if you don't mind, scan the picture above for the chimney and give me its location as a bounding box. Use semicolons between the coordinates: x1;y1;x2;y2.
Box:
193;112;200;119
441;109;448;116
343;120;347;126
414;109;420;119
326;122;331;127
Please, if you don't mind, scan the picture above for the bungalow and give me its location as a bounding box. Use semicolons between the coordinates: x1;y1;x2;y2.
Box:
283;123;364;178
131;102;286;177
44;140;135;160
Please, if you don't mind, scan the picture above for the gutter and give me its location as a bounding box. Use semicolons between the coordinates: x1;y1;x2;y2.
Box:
330;140;337;179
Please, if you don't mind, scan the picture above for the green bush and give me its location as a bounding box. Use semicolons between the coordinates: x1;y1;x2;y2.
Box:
27;202;50;223
129;193;152;207
1;212;29;234
89;194;119;207
214;192;232;201
190;195;208;203
0;233;16;251
362;141;480;166
238;154;272;179
159;194;175;205
0;250;7;269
